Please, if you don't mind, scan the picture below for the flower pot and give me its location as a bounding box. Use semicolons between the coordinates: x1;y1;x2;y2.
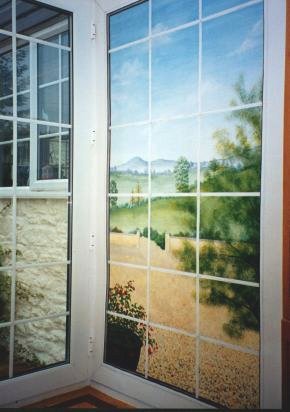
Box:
105;323;142;372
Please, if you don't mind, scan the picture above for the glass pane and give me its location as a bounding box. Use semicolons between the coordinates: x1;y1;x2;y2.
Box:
150;271;196;333
202;3;263;111
200;280;259;350
203;0;249;17
0;327;10;380
199;341;259;408
17;40;30;92
0;0;12;31
110;125;149;194
17;121;30;140
148;327;195;393
0;199;12;267
0;119;12;142
14;316;67;376
152;0;198;34
16;0;70;46
200;108;262;192
152;26;198;119
0;143;12;187
108;265;147;318
38;84;59;123
110;1;148;49
61;128;70;179
15;265;67;320
150;197;196;271
0;272;11;323
200;197;260;282
151;118;197;193
0;34;12;116
105;314;146;375
61;81;69;124
38;44;59;85
110;43;149;126
61;50;69;79
16;198;68;264
38;135;59;180
17;140;29;186
110;196;148;266
17;92;30;118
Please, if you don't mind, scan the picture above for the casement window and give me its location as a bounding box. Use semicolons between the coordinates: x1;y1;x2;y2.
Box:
0;0;72;193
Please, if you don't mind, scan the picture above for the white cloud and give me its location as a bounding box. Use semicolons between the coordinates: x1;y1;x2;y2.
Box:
229;18;263;57
112;58;146;86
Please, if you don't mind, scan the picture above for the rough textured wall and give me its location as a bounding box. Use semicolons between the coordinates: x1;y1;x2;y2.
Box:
0;198;68;366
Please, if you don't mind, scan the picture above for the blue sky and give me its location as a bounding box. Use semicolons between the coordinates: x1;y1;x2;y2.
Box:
110;1;263;168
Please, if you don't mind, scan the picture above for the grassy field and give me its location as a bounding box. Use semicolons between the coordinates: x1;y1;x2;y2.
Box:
110;171;197;195
110;197;196;235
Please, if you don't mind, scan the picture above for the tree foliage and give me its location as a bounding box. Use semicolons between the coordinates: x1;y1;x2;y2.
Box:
174;156;190;192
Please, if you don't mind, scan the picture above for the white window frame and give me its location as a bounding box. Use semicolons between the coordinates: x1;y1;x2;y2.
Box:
0;0;96;406
90;0;286;409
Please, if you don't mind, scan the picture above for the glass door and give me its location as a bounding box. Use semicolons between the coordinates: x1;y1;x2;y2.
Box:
105;0;263;408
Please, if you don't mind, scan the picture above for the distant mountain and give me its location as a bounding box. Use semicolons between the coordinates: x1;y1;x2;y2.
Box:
114;157;147;173
112;157;212;174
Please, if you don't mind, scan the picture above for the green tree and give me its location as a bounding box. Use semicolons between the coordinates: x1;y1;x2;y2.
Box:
109;179;118;208
176;77;262;338
174;156;190;192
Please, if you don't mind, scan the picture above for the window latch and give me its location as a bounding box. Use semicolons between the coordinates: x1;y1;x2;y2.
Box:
91;23;96;40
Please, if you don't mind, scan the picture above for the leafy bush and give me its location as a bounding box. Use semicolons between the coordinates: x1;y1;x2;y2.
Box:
108;280;158;355
142;227;165;250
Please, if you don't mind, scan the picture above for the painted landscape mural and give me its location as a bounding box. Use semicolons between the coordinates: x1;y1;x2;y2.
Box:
106;0;263;409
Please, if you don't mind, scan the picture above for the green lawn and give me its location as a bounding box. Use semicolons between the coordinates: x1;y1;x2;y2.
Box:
110;197;197;235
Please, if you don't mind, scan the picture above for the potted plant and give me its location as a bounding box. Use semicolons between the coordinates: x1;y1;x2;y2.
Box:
106;280;158;372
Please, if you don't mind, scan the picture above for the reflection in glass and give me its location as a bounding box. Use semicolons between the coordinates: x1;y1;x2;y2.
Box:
0;34;12;116
16;0;70;46
203;0;249;17
16;198;68;264
150;197;196;271
109;265;147;317
199;341;259;408
61;81;70;124
200;108;262;192
105;314;146;375
110;197;148;265
15;265;67;320
110;1;148;49
150;271;196;333
14;316;67;376
0;199;12;266
17;140;29;186
200;280;259;350
61;128;70;179
152;0;198;34
38;84;59;123
200;197;260;282
148;327;195;393
110;125;149;194
0;272;11;323
151;118;197;193
152;26;198;119
0;143;12;187
0;119;12;142
0;327;9;380
17;43;29;120
38;44;59;85
0;0;12;31
17;121;30;140
202;3;263;111
110;42;149;125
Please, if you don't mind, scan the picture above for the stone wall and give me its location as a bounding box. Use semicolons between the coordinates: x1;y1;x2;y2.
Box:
0;198;68;367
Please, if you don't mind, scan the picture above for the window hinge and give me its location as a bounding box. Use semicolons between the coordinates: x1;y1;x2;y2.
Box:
91;23;97;40
91;130;96;145
88;336;95;355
